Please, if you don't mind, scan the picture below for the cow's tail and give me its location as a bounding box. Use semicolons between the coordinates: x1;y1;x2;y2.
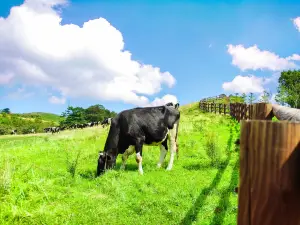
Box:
175;119;180;160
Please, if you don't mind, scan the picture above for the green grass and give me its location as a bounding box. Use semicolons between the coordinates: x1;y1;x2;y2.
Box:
0;103;240;225
20;112;62;123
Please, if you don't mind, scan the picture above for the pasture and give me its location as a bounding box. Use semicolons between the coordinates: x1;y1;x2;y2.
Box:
0;103;240;225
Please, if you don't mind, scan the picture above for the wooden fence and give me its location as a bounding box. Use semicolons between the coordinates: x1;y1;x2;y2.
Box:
198;101;276;121
199;101;300;224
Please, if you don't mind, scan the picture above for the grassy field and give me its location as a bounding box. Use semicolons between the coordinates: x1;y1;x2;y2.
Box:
0;103;240;225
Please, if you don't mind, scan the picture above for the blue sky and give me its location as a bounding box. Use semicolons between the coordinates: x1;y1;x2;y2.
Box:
0;0;300;115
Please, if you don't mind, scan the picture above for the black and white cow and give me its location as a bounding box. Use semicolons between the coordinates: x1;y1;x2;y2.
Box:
44;127;51;133
11;129;17;135
51;127;60;134
97;104;180;176
165;102;180;109
101;118;112;128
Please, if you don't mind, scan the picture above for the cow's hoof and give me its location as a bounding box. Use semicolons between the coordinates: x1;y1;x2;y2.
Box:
166;167;172;171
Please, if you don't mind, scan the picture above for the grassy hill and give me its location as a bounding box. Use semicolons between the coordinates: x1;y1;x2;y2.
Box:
0;103;240;224
20;112;62;123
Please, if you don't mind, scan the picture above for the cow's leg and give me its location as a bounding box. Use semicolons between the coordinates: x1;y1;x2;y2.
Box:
135;138;144;175
120;146;135;170
157;139;168;168
167;123;178;171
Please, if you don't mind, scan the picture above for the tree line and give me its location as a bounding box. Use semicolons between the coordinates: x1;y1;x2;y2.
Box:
0;104;117;135
59;104;117;127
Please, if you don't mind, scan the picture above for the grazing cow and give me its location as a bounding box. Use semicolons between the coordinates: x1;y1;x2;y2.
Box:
31;129;35;134
97;105;180;176
51;127;60;134
44;127;51;133
101;118;111;128
11;129;17;135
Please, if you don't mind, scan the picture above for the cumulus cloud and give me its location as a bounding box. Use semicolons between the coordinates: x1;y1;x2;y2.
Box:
222;75;267;94
227;44;298;71
293;17;300;32
0;0;176;106
5;87;34;100
146;94;178;107
0;72;14;84
286;54;300;61
48;95;66;104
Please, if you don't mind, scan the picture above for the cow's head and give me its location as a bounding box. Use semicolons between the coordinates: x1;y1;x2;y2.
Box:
96;151;116;176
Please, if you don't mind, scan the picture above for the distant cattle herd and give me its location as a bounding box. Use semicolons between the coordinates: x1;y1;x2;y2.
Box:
10;117;112;135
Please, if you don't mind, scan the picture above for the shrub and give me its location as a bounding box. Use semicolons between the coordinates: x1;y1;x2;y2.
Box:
204;131;221;166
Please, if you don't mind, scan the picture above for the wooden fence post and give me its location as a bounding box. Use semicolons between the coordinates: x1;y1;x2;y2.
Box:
252;103;273;120
238;120;300;225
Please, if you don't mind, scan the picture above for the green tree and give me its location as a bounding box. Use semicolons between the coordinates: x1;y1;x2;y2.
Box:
61;106;86;126
241;93;247;103
259;90;271;103
275;70;300;108
85;104;106;122
248;92;256;104
1;108;11;114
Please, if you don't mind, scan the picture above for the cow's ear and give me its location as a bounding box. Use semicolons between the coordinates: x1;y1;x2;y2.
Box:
175;103;179;109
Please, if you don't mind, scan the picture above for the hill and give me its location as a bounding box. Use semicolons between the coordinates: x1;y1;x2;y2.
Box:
20;112;62;123
0;102;240;224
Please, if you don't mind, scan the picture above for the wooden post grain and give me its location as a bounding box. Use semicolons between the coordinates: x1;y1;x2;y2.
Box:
238;120;300;225
252;103;273;120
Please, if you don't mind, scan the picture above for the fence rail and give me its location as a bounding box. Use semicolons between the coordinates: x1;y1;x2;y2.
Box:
199;101;272;121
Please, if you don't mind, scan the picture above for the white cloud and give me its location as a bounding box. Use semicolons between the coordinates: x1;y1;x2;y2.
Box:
5;88;34;99
227;44;298;71
222;75;266;94
0;72;14;84
48;95;66;104
293;17;300;32
0;0;176;106
286;54;300;61
146;94;178;107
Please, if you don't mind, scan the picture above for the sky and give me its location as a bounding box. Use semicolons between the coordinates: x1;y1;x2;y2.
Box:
0;0;300;115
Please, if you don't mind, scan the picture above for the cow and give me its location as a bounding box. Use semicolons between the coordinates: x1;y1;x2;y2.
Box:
96;104;180;176
44;127;51;133
11;129;17;135
165;102;180;109
101;117;111;128
31;129;35;134
51;127;60;134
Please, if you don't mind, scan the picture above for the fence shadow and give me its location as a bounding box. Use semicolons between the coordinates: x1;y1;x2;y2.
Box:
179;152;232;225
179;124;236;225
210;159;239;225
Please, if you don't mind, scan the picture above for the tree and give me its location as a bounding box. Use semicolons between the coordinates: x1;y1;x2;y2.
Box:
85;104;106;122
234;93;239;102
241;93;247;103
275;70;300;108
60;106;86;126
1;108;11;114
259;90;271;103
248;92;256;104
